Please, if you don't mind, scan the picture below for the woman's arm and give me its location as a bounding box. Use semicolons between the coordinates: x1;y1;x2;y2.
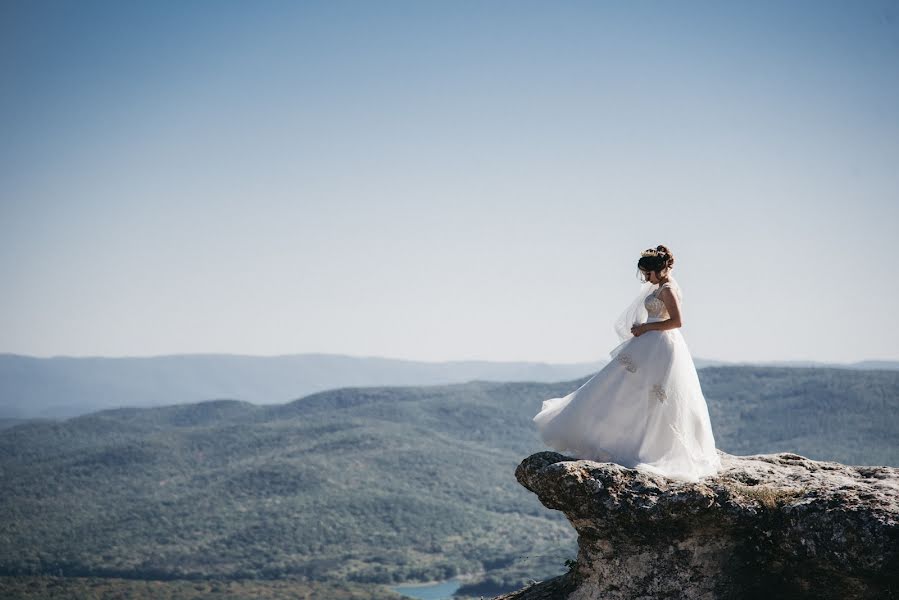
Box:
643;287;682;331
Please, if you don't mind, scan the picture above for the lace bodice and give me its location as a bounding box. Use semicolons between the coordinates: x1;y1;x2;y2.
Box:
645;283;678;319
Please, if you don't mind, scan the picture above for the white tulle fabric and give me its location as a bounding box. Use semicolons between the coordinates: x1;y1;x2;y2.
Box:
533;275;722;483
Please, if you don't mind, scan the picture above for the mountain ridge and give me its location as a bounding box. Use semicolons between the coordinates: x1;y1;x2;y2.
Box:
2;352;896;420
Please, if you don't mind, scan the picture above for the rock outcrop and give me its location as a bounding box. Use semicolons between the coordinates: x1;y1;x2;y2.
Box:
495;451;898;600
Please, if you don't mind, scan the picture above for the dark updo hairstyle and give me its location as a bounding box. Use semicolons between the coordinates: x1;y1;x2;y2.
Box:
636;244;675;281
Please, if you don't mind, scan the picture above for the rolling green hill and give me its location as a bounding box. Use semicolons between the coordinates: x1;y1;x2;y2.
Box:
1;366;897;598
700;366;899;466
1;379;579;595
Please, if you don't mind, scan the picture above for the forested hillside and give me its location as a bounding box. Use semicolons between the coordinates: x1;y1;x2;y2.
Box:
1;366;896;598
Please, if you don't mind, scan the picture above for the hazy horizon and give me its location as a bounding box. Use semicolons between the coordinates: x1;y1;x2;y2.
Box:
2;1;898;365
1;350;894;369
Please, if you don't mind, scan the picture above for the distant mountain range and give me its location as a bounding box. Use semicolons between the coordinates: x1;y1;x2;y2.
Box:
1;352;896;420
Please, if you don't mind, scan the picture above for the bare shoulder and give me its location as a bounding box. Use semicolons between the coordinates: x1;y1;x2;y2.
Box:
658;283;683;324
658;283;681;304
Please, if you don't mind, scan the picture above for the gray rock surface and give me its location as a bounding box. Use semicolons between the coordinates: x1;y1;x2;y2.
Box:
494;450;898;600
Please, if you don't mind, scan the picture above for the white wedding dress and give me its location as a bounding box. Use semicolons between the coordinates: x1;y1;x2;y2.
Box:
533;280;722;483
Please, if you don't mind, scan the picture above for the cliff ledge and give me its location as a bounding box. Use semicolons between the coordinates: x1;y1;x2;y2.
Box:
495;450;898;600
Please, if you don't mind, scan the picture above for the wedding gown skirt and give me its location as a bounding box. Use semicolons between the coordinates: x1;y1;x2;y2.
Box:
533;316;722;483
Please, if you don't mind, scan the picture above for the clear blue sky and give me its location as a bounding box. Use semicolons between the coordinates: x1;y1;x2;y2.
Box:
2;0;897;364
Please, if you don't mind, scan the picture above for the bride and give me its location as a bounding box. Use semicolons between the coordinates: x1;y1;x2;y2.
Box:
532;245;722;483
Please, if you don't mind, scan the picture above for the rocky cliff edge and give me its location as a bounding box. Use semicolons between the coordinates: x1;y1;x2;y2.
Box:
494;450;898;600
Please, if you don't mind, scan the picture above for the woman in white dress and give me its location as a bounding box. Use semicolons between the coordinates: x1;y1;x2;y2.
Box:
532;245;722;483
